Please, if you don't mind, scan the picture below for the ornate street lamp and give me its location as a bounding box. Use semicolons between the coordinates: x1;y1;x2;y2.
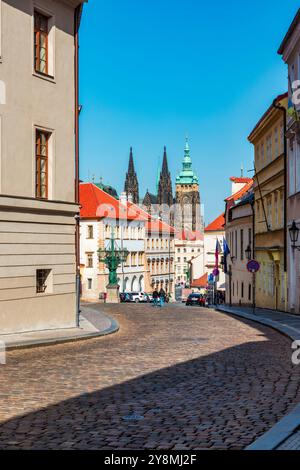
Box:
245;244;252;261
289;220;300;249
98;228;129;291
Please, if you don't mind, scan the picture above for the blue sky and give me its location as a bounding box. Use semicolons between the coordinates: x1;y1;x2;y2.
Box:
79;0;298;224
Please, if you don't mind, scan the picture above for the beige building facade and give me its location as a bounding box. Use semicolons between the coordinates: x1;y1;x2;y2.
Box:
248;93;288;312
278;10;300;313
0;0;86;333
225;194;254;307
145;219;175;297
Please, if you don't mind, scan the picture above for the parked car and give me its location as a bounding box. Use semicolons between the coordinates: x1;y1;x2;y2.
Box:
130;292;151;303
186;293;206;307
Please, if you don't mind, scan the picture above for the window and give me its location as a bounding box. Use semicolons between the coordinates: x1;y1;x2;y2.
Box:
256;145;260;169
87;225;94;239
296;141;300;193
248;228;251;250
87;278;92;290
36;269;51;294
86;253;93;268
235;230;237;258
275;193;279;227
280;123;284;153
266;134;272;162
274;127;279;157
177;257;180;262
260;142;265;165
36;130;50;199
241;282;244;298
248;284;252;301
240;229;244;260
34;11;49;75
289;144;296;196
267;197;272;229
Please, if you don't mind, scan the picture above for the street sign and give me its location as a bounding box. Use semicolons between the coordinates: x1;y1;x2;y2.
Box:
247;259;260;273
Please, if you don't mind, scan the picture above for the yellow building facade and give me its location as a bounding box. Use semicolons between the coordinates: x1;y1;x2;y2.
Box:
248;93;288;312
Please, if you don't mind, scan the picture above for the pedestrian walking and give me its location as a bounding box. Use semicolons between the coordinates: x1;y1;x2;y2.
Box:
159;288;166;307
152;289;159;307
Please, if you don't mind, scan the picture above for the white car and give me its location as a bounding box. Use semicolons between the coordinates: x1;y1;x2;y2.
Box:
130;292;150;303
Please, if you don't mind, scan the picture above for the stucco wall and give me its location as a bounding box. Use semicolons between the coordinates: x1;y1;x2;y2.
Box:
0;1;78;333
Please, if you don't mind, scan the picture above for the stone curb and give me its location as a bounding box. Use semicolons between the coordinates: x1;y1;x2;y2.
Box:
246;403;300;450
4;312;119;351
216;305;300;450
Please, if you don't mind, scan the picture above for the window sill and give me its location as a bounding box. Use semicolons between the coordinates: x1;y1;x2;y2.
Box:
33;71;56;84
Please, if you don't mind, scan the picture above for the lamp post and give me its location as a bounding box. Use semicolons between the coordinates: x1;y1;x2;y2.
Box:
245;244;252;261
98;228;129;303
289;220;300;250
245;243;256;314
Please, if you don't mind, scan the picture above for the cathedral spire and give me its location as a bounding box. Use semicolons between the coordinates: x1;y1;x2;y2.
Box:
124;147;139;204
161;146;169;175
157;146;173;207
128;147;135;174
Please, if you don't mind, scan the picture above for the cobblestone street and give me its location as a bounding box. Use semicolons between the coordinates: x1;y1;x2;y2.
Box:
0;303;299;450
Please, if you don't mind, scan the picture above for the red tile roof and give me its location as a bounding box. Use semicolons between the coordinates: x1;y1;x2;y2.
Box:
205;213;225;232
230;177;252;184
225;179;253;203
80;183;149;221
191;273;208;288
80;183;174;234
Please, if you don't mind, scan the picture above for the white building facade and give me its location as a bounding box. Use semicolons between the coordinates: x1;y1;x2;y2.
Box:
80;184;147;301
174;232;204;285
145;219;175;297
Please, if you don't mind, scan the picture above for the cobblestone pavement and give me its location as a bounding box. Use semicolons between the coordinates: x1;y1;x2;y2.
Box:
0;303;299;450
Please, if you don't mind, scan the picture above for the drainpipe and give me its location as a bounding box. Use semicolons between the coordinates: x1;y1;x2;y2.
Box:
272;98;288;311
75;4;83;327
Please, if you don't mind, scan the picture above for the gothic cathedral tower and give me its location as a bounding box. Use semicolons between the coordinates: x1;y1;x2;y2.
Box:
124;147;139;204
157;146;173;206
175;138;201;232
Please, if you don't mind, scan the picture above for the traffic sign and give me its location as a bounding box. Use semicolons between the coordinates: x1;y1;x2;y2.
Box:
247;259;260;273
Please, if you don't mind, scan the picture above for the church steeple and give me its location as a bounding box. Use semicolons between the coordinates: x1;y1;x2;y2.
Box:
175;137;201;232
157;146;173;206
176;137;199;185
124;147;139;204
161;146;169;175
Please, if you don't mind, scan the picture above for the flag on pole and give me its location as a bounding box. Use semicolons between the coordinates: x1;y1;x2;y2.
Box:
215;238;221;270
223;237;230;274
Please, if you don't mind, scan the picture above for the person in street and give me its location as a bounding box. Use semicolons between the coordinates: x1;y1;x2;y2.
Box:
152;289;159;307
159;288;166;307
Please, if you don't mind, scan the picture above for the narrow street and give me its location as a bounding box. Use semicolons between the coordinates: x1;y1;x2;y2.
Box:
0;303;299;450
